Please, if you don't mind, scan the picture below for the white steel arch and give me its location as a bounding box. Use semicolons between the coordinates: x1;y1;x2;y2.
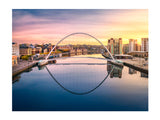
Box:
46;32;115;61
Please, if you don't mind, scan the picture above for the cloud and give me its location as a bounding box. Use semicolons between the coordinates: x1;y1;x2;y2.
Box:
12;9;148;44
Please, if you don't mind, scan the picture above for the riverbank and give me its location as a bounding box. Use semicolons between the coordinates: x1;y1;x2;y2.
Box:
12;55;148;77
12;61;37;77
102;54;148;74
122;58;148;74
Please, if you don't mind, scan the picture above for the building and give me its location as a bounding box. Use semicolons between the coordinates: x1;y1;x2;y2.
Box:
12;55;18;66
128;51;148;57
20;44;32;56
108;38;122;55
141;38;148;52
129;39;142;52
32;48;36;55
136;44;141;51
123;44;129;54
12;42;19;56
82;48;88;55
47;45;53;52
43;48;48;54
35;47;42;54
57;45;73;50
129;39;137;52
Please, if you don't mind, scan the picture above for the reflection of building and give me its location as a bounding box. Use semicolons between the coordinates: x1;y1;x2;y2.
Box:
108;38;122;55
110;68;122;78
129;68;137;74
107;62;123;78
141;72;148;78
107;62;113;73
141;38;148;52
76;49;82;55
69;49;75;56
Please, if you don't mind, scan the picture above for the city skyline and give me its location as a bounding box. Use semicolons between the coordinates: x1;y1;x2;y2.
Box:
13;9;148;45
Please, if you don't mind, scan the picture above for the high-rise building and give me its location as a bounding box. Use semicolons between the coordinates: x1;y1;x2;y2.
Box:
107;38;122;55
129;39;142;52
141;38;148;52
123;44;129;54
136;44;141;51
129;39;137;52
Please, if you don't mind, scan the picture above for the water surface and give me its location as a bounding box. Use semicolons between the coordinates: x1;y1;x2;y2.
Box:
12;54;148;111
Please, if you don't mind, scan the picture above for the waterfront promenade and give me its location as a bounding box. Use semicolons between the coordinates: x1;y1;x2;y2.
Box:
102;54;148;74
12;60;37;76
121;57;148;74
12;56;148;77
12;59;56;76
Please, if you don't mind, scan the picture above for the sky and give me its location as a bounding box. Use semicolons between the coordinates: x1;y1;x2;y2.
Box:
12;9;148;45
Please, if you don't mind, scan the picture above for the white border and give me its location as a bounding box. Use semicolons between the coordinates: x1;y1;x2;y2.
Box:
0;0;160;120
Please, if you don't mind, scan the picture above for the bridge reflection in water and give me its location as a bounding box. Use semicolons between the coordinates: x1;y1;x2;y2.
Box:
36;57;148;95
43;61;123;95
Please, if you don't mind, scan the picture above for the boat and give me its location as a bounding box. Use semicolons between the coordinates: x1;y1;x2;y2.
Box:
38;60;48;66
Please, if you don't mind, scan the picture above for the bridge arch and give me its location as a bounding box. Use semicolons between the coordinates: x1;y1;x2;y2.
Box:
46;32;115;61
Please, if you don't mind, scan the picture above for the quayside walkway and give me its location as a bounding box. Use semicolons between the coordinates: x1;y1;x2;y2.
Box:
12;59;59;76
12;56;148;77
121;58;148;74
12;61;37;76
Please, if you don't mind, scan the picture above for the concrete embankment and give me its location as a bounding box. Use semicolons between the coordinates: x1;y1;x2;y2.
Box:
103;54;148;74
12;61;38;77
12;59;57;77
123;61;148;74
110;59;148;74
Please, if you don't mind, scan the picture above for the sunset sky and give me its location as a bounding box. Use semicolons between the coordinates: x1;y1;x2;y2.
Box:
12;9;148;45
